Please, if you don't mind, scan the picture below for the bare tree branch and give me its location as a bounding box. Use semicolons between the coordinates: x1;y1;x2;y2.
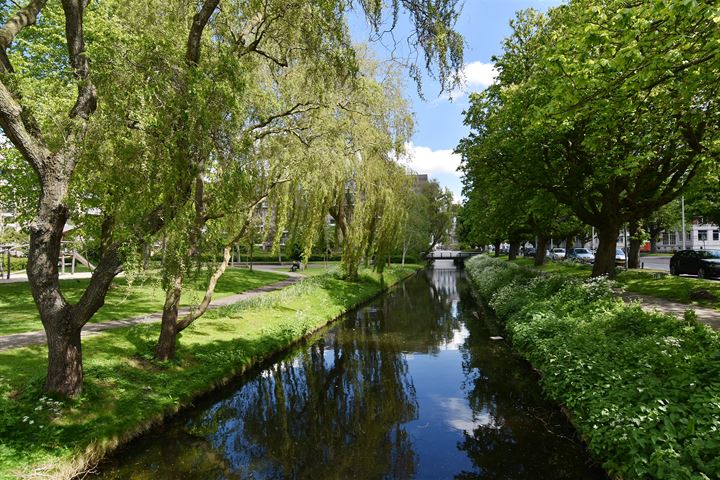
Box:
0;0;47;72
61;0;96;119
186;0;220;66
0;82;50;176
245;102;320;135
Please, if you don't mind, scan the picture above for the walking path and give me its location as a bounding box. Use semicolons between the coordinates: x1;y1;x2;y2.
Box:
621;292;720;331
0;270;96;284
0;274;300;351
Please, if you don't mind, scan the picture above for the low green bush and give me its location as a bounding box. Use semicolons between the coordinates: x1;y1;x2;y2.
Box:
1;256;28;273
466;256;720;480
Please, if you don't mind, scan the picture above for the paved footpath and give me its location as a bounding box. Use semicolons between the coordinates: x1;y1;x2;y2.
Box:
0;274;300;351
621;292;720;331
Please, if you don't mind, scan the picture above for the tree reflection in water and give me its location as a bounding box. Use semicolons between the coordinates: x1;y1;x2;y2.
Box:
455;295;607;479
183;305;419;479
97;268;607;480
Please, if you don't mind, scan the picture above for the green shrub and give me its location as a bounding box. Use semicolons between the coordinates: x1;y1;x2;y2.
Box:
465;255;720;480
1;256;28;273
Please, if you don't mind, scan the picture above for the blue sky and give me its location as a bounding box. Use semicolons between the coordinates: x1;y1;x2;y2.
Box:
350;0;563;201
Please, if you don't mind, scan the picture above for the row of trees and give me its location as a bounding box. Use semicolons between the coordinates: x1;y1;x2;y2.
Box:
0;0;463;396
457;1;720;276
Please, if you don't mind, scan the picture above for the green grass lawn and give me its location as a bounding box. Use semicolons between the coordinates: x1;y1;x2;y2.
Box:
301;261;341;277
0;265;419;480
509;257;720;310
0;268;286;336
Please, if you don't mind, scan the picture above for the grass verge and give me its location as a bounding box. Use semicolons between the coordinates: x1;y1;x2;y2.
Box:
0;265;420;479
0;268;286;336
466;256;720;479
509;257;720;310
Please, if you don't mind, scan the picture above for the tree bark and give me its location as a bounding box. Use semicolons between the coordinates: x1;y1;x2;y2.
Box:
508;240;520;260
534;236;548;266
649;234;659;254
591;225;620;277
43;310;83;396
628;220;641;269
155;275;182;361
493;240;501;257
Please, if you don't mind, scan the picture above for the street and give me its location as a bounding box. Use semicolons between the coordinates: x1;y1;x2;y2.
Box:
639;255;670;272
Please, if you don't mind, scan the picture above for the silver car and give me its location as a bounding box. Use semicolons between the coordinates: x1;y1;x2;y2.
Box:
615;248;626;266
567;248;595;264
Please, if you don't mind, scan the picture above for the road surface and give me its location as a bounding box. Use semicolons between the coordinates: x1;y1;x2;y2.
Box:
638;255;670;272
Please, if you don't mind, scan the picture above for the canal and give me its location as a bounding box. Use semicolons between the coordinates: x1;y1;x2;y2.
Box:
96;264;607;479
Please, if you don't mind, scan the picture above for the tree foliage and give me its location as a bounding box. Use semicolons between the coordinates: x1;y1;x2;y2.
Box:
459;2;720;276
0;0;464;395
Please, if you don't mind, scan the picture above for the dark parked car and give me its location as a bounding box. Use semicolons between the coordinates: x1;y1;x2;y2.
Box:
669;249;720;279
523;247;536;257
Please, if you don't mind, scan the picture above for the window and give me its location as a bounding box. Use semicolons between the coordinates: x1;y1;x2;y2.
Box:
662;232;669;244
698;230;708;241
669;232;676;245
714;230;719;241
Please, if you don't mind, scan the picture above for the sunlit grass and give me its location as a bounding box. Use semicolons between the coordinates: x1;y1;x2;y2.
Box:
0;268;286;336
508;257;720;310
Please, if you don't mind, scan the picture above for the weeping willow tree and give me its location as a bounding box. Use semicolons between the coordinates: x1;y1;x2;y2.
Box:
0;0;462;395
314;53;414;280
153;55;347;360
152;46;415;359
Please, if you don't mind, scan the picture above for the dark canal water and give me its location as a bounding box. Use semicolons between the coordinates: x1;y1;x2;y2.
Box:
96;264;607;479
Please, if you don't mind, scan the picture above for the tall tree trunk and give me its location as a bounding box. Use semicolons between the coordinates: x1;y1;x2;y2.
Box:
493;240;501;257
628;220;641;269
43;311;83;396
142;242;151;270
648;225;661;254
564;235;574;251
649;235;658;253
508;240;520;260
534;236;548;266
591;225;620;277
155;275;183;361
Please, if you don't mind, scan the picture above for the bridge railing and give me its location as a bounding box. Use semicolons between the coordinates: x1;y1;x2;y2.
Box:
425;251;482;260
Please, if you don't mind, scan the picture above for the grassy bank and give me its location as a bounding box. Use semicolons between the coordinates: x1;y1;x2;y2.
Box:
0;268;286;336
466;256;720;479
0;265;420;479
510;257;720;310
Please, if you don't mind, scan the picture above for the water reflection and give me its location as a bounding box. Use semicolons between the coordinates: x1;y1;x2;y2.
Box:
97;268;606;479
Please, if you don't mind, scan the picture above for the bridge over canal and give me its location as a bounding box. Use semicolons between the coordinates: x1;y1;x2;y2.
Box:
425;250;481;266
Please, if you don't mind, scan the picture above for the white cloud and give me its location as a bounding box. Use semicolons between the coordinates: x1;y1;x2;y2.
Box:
435;396;495;432
463;61;498;89
399;142;462;175
439;61;497;102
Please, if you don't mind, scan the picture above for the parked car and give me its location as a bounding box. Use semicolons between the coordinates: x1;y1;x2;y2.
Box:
567;248;595;264
615;248;626;267
522;247;536;257
670;249;720;279
548;248;566;260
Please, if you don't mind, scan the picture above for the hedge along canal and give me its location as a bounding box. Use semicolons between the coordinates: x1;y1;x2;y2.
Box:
94;264;606;479
464;255;720;480
0;266;420;480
